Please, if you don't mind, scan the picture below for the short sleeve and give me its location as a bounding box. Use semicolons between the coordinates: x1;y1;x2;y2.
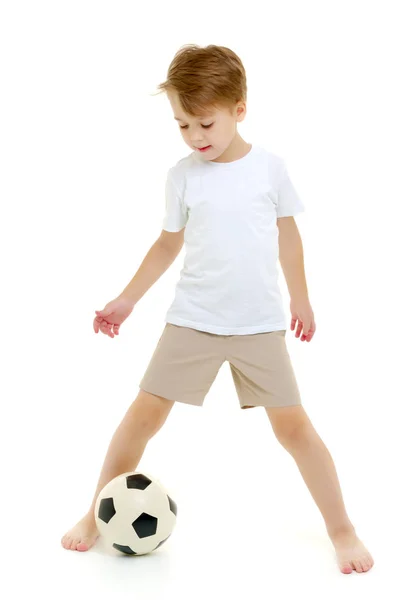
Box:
162;169;188;232
275;161;305;218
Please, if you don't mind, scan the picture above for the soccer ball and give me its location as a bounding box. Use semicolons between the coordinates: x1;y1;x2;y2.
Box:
94;471;178;555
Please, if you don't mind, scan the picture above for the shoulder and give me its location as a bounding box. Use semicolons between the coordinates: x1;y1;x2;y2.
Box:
168;151;197;179
165;152;199;195
254;145;284;167
252;145;286;186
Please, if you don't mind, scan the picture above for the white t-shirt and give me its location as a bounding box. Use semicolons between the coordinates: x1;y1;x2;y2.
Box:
162;144;305;335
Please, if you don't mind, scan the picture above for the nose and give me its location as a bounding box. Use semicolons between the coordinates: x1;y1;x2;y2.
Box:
187;127;205;144
190;135;205;144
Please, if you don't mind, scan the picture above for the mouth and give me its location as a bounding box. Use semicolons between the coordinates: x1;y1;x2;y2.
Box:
196;145;212;152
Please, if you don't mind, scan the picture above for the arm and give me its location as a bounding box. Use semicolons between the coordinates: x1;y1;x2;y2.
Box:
277;216;315;340
277;217;309;301
119;229;185;304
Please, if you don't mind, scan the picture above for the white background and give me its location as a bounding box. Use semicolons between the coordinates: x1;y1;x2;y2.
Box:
1;0;399;597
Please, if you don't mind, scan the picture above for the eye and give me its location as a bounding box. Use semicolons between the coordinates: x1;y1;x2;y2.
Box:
179;123;214;129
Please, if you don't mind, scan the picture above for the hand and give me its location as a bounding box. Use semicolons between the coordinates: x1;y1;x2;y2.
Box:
289;298;316;342
93;295;135;338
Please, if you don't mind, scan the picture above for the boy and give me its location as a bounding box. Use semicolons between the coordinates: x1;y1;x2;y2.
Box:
61;44;374;574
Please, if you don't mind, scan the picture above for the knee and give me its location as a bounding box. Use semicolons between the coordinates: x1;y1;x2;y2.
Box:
266;405;313;448
272;416;314;448
274;421;309;447
127;391;173;438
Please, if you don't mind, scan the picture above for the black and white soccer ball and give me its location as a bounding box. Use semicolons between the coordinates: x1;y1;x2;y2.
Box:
94;471;178;556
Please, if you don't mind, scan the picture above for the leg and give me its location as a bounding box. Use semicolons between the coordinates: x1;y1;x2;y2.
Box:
265;405;374;574
61;389;175;551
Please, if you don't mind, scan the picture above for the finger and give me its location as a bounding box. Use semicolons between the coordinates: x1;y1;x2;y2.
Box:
305;327;315;341
290;318;297;331
295;321;303;337
305;320;316;341
301;322;310;341
105;323;114;338
94;316;103;333
94;317;104;333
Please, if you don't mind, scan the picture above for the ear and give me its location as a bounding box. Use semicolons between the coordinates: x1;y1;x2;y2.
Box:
236;101;247;122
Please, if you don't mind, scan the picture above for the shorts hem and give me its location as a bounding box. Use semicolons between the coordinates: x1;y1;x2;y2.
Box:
139;385;204;407
240;400;302;409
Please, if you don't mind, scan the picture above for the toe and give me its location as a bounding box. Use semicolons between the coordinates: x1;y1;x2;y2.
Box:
71;538;79;551
353;560;363;573
340;562;353;574
64;536;72;550
76;542;89;552
360;557;369;572
364;554;374;571
367;554;374;567
76;540;89;552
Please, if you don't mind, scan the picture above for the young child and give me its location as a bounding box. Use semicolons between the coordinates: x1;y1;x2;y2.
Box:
61;44;374;574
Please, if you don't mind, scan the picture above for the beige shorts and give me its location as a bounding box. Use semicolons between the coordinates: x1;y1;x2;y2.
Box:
139;323;302;410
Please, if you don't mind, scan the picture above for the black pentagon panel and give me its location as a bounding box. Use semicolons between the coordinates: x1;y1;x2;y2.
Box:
167;495;177;516
154;533;171;550
126;473;152;491
132;513;158;538
113;543;137;555
98;498;116;523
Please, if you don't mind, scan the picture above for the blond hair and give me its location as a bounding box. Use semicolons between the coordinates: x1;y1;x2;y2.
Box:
155;44;247;116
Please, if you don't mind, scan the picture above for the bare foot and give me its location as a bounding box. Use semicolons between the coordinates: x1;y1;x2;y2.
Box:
61;513;99;552
330;528;374;574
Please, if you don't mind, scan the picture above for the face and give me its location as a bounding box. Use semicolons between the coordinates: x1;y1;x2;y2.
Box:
167;90;246;160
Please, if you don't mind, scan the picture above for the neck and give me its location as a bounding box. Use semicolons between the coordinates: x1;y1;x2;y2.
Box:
211;134;251;163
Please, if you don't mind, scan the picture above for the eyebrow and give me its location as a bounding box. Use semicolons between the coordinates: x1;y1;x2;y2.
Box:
174;115;213;121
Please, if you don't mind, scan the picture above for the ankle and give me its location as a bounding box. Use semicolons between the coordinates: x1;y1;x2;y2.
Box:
85;510;96;523
327;522;356;539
